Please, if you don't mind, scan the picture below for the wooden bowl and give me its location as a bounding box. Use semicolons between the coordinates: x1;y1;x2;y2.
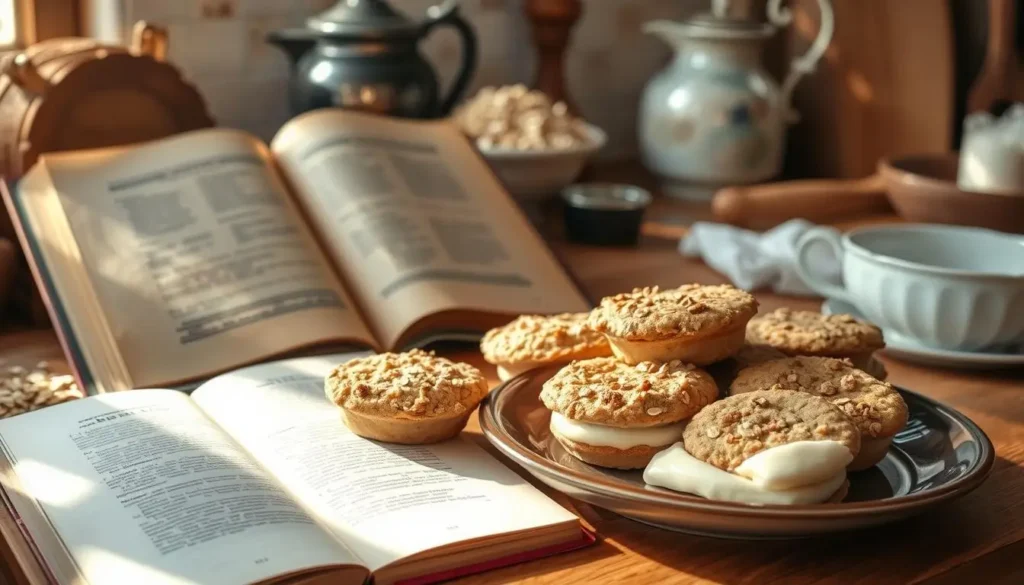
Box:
880;154;1024;234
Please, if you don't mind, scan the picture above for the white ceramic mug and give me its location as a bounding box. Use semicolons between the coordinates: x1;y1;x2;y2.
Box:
794;224;1024;351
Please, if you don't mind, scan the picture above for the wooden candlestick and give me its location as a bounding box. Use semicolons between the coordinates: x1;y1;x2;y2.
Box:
524;0;582;113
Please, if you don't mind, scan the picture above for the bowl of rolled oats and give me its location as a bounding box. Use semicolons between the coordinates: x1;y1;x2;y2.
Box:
453;84;606;201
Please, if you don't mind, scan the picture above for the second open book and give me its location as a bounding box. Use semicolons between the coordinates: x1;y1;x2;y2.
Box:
6;110;589;393
0;353;589;585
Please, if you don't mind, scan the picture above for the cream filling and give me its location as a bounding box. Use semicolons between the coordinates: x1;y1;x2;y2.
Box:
734;440;854;489
549;412;684;450
496;362;539;382
643;442;850;505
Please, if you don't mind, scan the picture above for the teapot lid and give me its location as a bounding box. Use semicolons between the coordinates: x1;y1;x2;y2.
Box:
307;0;418;38
679;13;775;40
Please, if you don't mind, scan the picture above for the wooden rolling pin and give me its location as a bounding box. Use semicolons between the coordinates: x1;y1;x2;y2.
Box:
711;174;892;230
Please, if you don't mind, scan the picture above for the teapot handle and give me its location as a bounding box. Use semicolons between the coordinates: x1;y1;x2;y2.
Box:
422;0;478;116
769;0;834;124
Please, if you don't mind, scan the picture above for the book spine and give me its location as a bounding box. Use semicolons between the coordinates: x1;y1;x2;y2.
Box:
0;181;97;395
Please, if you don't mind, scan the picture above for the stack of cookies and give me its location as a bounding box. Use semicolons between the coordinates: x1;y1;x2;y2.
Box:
531;284;758;471
482;284;908;506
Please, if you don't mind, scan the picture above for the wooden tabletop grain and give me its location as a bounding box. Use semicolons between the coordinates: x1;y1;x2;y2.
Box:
0;195;1023;585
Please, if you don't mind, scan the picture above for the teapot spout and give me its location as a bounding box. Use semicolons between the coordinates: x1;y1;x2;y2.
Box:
266;29;317;67
643;20;688;50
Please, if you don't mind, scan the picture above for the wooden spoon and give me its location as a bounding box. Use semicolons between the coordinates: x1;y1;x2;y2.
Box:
968;0;1021;111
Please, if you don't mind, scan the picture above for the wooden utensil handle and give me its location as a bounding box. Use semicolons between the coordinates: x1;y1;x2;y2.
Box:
524;0;582;114
711;174;890;229
967;0;1017;112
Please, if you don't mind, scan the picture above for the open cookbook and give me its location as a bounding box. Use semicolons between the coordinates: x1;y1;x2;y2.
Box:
3;110;590;394
0;353;591;585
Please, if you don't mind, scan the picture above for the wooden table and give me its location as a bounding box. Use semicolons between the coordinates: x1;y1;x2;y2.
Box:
1;195;1023;585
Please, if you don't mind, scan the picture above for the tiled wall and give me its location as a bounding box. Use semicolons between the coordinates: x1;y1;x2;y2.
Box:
96;0;704;158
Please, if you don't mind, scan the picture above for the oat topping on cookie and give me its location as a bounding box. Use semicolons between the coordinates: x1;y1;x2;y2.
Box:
480;313;611;365
325;349;488;419
683;389;861;471
588;284;758;341
746;308;885;355
540;357;718;426
730;356;907;438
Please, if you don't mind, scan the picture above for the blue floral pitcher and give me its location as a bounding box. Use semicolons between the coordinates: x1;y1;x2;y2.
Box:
639;0;834;200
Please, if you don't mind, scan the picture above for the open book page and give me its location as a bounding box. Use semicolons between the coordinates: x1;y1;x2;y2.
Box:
20;129;375;390
0;390;365;585
271;111;590;349
191;354;578;573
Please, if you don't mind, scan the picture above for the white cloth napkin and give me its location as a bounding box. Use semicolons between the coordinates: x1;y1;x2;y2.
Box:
678;219;841;296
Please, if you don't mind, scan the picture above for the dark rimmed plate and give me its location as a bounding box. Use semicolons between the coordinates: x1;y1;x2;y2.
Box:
479;366;995;539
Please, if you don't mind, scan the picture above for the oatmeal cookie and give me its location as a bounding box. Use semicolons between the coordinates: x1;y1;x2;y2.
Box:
480;313;611;381
746;308;887;379
588;284;759;365
729;356;908;469
325;349;489;444
682;389;860;472
642;389;857;505
540;357;717;426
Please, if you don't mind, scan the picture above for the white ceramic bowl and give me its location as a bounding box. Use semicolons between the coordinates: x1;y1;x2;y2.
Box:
795;224;1024;351
477;123;607;202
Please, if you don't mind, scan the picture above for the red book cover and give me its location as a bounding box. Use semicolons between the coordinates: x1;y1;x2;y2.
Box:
396;528;596;585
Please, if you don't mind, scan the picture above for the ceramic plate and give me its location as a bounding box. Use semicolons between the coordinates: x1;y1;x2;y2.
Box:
480;366;994;539
822;299;1024;370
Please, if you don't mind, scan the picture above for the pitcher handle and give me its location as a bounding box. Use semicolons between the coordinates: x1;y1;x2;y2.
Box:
794;227;854;303
423;0;478;116
769;0;834;123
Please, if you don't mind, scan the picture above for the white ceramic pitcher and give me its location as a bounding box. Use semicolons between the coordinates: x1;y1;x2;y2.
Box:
639;0;834;200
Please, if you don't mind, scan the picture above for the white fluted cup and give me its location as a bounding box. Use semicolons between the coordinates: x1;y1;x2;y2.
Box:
793;224;1024;352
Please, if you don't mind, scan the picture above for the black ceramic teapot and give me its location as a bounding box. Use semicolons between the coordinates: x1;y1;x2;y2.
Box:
267;0;477;119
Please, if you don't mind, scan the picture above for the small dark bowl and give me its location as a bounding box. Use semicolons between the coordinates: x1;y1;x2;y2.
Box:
561;183;653;246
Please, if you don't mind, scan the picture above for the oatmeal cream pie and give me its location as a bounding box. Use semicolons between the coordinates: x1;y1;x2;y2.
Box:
643;389;860;505
325;350;489;444
588;284;759;365
480;313;611;381
746;308;888;379
540;357;718;470
730;356;908;470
